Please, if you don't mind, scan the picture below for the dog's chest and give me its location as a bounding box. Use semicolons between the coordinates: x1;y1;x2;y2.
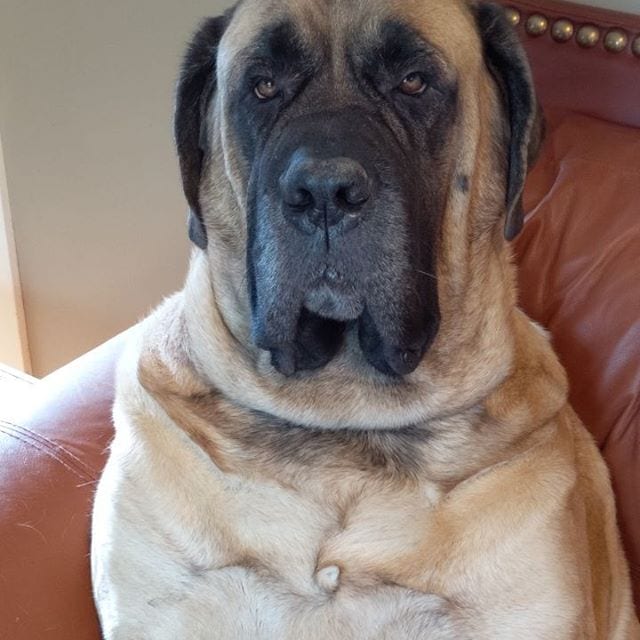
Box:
191;566;458;639
201;468;437;583
174;474;460;639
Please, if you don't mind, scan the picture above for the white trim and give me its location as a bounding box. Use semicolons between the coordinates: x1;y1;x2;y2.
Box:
0;129;31;373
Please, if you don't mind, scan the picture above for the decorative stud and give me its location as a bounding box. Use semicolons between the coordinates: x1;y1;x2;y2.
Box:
551;19;575;43
504;7;521;27
526;14;549;37
604;29;629;53
633;36;640;57
576;25;601;48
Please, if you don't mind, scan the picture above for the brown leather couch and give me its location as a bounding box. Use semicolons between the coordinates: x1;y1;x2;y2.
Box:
1;1;639;637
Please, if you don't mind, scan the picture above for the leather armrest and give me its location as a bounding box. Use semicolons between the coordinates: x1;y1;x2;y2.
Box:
0;332;126;640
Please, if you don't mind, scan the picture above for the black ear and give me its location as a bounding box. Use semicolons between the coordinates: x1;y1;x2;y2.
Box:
175;15;230;250
476;3;544;241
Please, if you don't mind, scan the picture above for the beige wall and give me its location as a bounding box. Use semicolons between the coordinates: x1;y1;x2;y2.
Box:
0;0;233;376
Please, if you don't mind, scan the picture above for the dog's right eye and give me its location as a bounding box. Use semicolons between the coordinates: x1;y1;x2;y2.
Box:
399;72;427;96
254;78;279;101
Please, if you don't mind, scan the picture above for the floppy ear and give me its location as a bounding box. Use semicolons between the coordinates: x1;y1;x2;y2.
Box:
175;15;230;250
476;2;544;240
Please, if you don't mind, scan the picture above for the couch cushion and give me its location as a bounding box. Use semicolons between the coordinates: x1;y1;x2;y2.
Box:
516;107;640;608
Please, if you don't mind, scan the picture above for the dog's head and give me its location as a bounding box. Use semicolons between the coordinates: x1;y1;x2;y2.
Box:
175;0;542;379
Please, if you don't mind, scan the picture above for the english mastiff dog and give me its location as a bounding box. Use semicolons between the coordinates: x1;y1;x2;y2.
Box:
91;0;640;638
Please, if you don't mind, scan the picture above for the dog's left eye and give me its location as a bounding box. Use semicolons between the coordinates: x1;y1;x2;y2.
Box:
254;78;279;101
399;73;427;96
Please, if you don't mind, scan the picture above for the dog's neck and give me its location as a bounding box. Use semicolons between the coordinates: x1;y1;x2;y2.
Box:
135;231;568;487
173;244;566;434
138;253;567;488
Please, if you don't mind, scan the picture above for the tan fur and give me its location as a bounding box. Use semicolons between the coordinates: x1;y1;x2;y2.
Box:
92;1;640;638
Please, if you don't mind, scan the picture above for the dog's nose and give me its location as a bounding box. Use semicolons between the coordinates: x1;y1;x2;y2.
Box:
279;152;371;233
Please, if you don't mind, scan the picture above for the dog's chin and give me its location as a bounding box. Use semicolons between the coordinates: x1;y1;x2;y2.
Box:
303;285;365;322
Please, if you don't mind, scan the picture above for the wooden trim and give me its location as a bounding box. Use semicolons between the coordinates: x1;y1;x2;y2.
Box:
0;130;31;373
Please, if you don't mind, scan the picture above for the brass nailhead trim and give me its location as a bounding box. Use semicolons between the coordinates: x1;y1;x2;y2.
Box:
604;29;629;53
507;7;639;59
576;24;601;48
505;7;521;27
551;19;575;43
526;14;549;37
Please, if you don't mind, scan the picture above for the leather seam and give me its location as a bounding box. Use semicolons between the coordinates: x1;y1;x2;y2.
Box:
0;424;90;481
2;419;99;479
0;420;97;482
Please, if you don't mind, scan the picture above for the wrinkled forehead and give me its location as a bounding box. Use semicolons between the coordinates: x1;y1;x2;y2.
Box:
218;0;482;81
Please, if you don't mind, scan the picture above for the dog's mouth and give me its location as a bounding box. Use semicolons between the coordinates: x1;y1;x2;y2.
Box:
249;213;441;379
255;284;437;380
249;234;441;378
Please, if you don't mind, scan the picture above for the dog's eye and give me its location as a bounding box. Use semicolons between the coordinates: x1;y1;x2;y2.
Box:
399;73;427;96
254;78;279;101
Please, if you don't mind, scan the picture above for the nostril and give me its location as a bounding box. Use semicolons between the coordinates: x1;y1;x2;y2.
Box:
286;188;314;211
336;183;370;210
280;154;372;233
